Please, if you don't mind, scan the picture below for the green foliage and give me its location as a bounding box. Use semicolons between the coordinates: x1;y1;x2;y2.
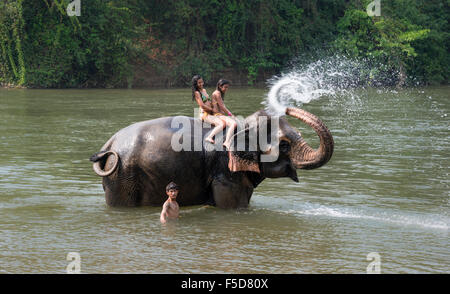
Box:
1;0;146;88
141;0;305;85
0;0;26;85
333;0;448;85
0;0;448;87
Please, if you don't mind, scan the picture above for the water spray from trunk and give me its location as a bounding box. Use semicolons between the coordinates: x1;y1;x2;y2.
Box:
263;55;402;115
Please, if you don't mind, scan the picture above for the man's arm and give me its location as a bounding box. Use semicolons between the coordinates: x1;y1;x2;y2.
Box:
160;201;169;223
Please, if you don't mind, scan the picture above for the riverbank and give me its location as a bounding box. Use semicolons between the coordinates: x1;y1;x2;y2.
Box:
129;66;276;88
0;82;26;89
1;1;448;90
1;67;276;89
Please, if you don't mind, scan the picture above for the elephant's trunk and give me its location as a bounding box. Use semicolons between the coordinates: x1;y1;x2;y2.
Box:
285;107;334;169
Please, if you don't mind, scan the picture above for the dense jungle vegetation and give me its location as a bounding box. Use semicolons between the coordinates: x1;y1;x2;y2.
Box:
0;0;448;88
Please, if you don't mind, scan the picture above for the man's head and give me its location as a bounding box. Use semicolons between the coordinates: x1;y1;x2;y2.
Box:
165;182;179;200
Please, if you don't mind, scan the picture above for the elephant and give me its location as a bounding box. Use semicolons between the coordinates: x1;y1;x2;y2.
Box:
90;107;334;208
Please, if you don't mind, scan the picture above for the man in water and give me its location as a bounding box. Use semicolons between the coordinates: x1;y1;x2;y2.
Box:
160;182;180;224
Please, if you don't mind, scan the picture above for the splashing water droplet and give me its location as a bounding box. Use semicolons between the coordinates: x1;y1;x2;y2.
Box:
262;55;397;115
264;72;335;115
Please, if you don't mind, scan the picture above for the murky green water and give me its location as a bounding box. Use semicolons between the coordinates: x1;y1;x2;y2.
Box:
0;86;448;273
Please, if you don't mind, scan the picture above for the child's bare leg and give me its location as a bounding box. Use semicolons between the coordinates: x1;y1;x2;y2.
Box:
204;116;225;144
222;117;237;150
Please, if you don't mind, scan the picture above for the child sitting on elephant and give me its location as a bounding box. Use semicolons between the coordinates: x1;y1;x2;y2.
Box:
160;182;180;224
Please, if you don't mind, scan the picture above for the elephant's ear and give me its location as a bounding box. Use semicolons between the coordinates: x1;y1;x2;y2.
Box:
228;127;260;173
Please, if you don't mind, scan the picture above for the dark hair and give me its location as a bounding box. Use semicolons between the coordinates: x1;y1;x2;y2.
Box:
166;181;179;191
191;75;203;101
216;79;230;100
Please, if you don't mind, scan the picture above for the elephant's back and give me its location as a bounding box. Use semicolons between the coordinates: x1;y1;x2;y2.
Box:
109;116;194;155
105;116;210;206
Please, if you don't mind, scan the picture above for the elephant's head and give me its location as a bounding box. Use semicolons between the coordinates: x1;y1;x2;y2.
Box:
228;107;334;183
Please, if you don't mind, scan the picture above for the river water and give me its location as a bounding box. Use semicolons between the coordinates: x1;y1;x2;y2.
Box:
0;86;448;273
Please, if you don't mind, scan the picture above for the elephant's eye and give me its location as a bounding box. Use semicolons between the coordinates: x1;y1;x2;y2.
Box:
279;140;290;153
